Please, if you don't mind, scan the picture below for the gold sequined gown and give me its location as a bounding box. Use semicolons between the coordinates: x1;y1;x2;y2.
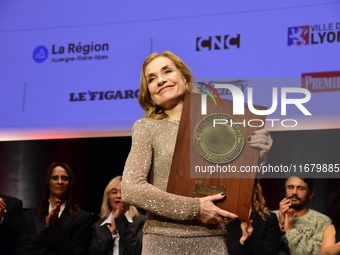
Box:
122;118;228;255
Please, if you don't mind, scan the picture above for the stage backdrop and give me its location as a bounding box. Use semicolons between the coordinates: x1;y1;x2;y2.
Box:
0;1;339;140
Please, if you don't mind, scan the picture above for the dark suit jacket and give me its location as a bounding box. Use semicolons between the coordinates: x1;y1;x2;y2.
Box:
0;194;23;255
16;206;92;255
89;213;145;255
226;211;281;255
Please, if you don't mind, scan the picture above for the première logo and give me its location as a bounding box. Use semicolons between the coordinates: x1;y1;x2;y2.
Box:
302;71;340;92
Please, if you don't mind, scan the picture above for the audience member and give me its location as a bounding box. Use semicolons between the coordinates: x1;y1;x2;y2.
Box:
0;194;23;255
16;162;92;255
225;182;280;255
89;176;145;255
274;176;331;255
321;185;340;255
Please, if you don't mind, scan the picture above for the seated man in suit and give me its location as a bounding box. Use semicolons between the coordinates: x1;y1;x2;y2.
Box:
0;194;23;255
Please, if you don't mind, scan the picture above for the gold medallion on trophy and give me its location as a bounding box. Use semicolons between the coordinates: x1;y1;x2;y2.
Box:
194;113;245;164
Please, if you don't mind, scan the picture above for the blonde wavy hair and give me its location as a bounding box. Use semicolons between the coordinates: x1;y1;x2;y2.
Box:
251;182;270;220
138;51;200;119
100;176;139;219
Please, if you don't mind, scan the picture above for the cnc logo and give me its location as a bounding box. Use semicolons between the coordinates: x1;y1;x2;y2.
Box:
288;22;340;46
196;34;240;51
33;46;49;63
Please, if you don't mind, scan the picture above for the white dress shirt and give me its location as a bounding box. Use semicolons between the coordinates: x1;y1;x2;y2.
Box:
100;211;133;255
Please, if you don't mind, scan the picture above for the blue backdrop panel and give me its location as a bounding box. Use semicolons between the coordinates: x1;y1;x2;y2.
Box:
0;0;339;140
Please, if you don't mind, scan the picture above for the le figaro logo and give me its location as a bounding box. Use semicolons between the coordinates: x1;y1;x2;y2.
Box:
33;42;109;63
288;22;340;46
69;89;139;102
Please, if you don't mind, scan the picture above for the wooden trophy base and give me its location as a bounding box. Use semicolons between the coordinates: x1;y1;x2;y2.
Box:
167;92;267;221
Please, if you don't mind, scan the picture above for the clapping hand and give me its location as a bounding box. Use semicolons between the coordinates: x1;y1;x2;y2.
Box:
0;198;6;219
107;202;126;234
45;199;61;228
278;197;295;232
240;220;254;244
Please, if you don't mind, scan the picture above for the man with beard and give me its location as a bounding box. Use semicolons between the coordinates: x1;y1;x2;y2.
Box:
274;176;331;255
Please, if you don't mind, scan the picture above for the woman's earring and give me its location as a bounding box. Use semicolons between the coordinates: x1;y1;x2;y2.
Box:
186;86;190;92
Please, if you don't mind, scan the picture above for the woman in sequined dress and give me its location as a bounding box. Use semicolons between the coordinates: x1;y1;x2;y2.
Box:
122;51;273;255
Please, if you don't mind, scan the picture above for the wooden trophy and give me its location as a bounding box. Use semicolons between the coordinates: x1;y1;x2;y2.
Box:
167;92;267;221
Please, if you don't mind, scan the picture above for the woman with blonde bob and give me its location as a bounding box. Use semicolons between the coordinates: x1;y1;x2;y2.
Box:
89;176;145;255
122;51;273;254
225;182;281;255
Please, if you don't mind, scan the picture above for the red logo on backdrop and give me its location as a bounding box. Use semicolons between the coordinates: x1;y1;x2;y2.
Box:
302;71;340;92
